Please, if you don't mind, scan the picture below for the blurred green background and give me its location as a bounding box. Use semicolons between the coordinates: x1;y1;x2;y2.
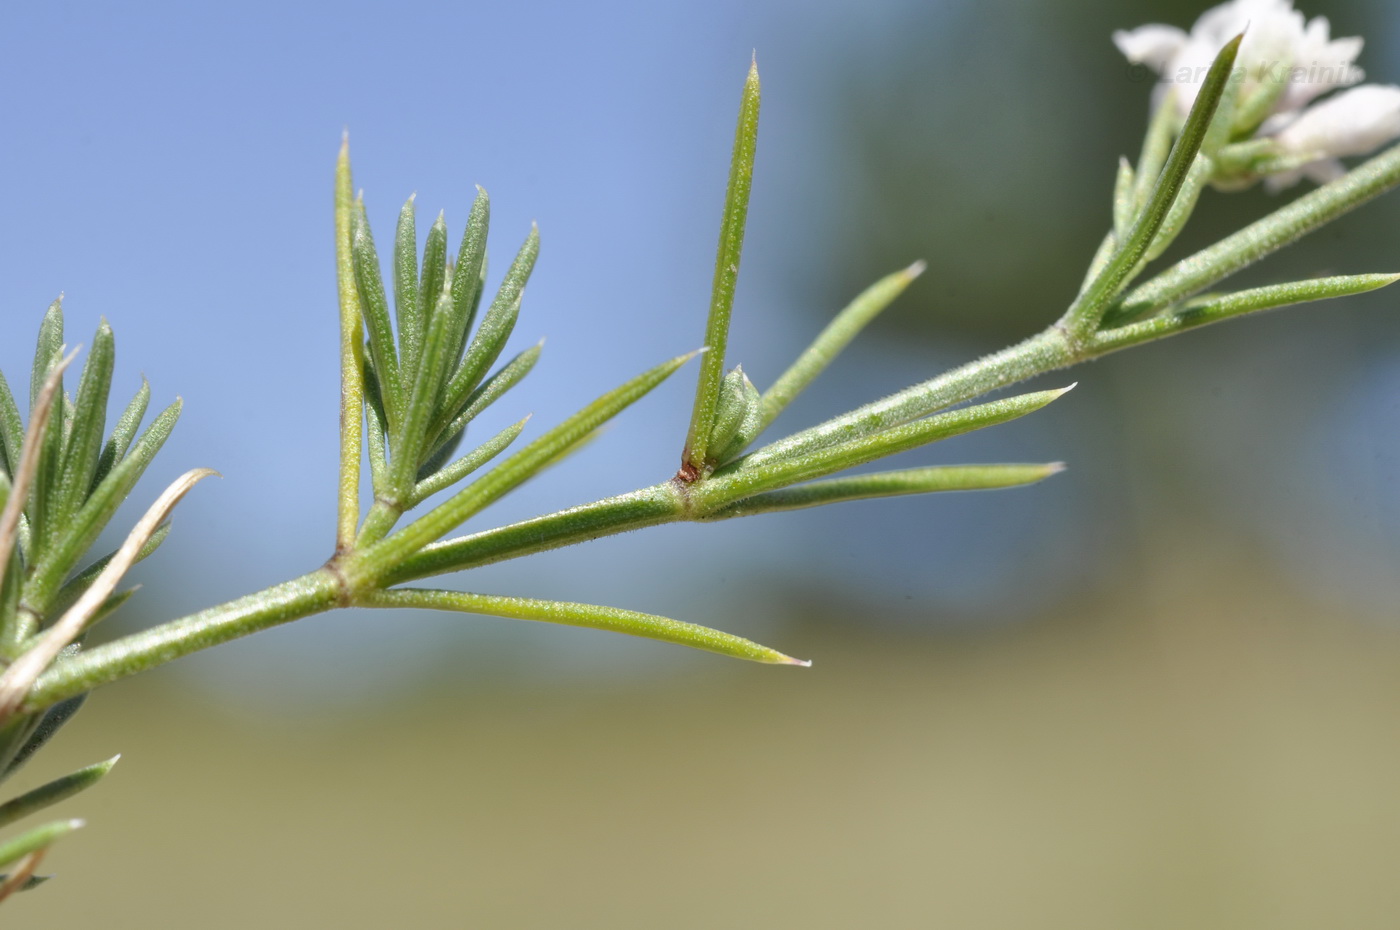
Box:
5;0;1400;926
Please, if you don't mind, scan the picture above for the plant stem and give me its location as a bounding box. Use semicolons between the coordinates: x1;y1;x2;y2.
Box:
16;253;1399;714
24;572;342;712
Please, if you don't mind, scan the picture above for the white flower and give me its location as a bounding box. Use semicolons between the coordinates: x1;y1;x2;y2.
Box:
1115;0;1362;123
1114;0;1400;190
1266;84;1400;189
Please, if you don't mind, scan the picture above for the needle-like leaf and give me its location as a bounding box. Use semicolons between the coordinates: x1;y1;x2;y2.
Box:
757;261;925;436
0;351;78;636
0;819;82;871
352;200;402;431
448;188;491;363
701;386;1072;508
92;377;150;491
0;372;22;480
393;195;423;387
704;463;1065;519
683;58;761;476
0;756;117;831
435;226;538;434
362;588;809;666
426;342;542;457
54;321;114;528
22;400;181;616
52;522;171;615
408;417;529;508
1094;274;1400;354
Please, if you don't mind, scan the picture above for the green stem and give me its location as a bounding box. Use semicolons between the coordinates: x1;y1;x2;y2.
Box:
386;483;685;584
24;571;342;713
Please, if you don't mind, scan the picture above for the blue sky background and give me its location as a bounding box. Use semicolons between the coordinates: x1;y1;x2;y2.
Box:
4;0;1400;708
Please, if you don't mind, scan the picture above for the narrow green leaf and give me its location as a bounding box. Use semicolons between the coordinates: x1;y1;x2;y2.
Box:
427;341;542;457
390;274;458;497
53;522;170;614
23;400;181;615
29;301;63;417
54;321;114;526
0;873;46;893
1132;91;1178;211
30;373;68;558
71;586;137;633
363;360;390;492
363;588;809;666
393;195;423;386
700;386;1072;508
1094;274;1400;354
757;261;924;435
1;695;85;780
684;58;761;476
449;188;491;362
1112;157;1136;240
0;717;39;782
0;486;17;647
354;350;698;580
351;201;403;430
408;417;530;508
0;819;83;871
1;350;77;602
1062;33;1241;333
0;756;117;832
1143;154;1211;264
0;373;22;481
419;211;449;335
92;378;149;491
1108;142;1400;324
705;463;1066;519
437;227;538;427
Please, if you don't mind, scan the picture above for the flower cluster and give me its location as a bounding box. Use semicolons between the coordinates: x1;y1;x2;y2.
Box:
1115;0;1400;189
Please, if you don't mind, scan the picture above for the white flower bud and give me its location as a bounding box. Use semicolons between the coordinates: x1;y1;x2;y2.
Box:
1273;84;1400;159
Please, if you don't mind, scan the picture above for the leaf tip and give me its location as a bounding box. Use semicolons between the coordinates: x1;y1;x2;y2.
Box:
903;259;927;281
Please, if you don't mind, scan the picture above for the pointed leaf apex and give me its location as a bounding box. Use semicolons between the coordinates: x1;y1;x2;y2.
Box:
782;655;812;667
903;260;927;280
